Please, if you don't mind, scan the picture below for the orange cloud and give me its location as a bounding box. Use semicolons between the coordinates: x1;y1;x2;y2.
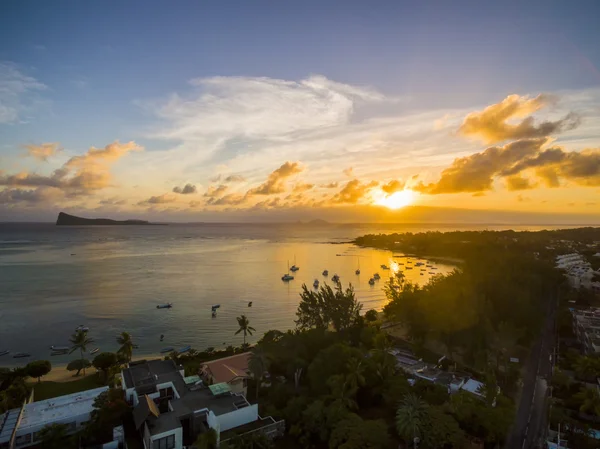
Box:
0;141;141;203
459;94;579;144
247;161;303;195
505;175;536;191
24;143;62;161
381;179;405;194
332;179;378;204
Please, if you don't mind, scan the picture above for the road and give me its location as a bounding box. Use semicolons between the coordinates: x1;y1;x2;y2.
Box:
505;291;557;449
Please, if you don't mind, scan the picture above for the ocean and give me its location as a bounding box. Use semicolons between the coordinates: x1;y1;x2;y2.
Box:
0;222;576;366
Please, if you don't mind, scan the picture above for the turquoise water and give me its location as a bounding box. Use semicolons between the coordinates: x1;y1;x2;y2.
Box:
0;222;570;366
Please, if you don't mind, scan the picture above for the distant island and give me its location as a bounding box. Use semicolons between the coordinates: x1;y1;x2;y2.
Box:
56;212;151;226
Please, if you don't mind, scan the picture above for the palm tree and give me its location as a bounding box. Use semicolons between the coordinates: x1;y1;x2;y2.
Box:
116;331;134;362
345;357;365;391
37;423;71;449
396;393;429;448
235;315;255;346
574;356;600;381
574;387;600;417
69;330;94;376
248;347;270;399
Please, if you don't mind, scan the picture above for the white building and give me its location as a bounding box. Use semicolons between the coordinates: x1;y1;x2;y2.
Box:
122;359;283;449
0;387;108;449
556;253;599;289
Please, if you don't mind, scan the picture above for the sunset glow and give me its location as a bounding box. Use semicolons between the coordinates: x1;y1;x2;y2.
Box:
375;190;416;210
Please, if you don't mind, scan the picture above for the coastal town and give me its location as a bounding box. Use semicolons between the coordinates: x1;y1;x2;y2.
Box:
2;228;600;448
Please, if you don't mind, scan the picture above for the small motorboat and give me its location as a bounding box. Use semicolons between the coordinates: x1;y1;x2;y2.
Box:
160;334;165;341
381;264;390;270
179;345;191;354
248;301;253;307
368;278;375;285
90;348;100;355
420;273;424;276
421;269;426;272
373;273;380;280
322;270;329;276
290;265;299;272
0;350;10;357
75;325;89;332
50;345;69;351
211;304;221;311
157;303;173;309
429;272;435;274
51;350;68;356
70;253;76;256
13;352;31;358
160;347;174;354
313;279;319;289
331;274;340;283
406;267;413;270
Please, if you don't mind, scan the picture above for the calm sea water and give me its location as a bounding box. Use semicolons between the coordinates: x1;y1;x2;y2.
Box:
0;222;576;366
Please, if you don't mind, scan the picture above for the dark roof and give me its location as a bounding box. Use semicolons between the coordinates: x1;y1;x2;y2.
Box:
133;395;159;430
126;358;249;435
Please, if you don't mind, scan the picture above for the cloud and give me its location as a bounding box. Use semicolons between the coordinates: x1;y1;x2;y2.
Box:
320;182;339;189
98;197;127;206
293;183;314;193
247;161;303;195
414;138;547;194
505;175;536;191
0;141;141;195
517;194;531;202
173;183;197;194
208;193;246;206
138;193;177;205
224;174;245;183
0;62;47;124
343;167;354;177
459;94;580;144
332;179;378;204
204;184;228;198
0;187;62;205
381;179;405;194
23;142;62;161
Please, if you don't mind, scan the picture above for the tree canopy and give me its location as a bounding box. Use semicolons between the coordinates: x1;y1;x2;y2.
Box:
295;283;362;332
25;360;51;383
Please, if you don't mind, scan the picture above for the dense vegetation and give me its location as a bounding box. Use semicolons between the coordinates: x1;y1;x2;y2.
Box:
249;282;517;448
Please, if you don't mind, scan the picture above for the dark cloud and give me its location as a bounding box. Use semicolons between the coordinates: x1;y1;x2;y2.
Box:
459;94;580;144
381;179;405;194
98;197;127;206
224;174;245;183
332;179;378;204
414;138;546;194
137;193;177;205
505;175;536;191
247;161;303;195
0;187;62;204
173;183;197;194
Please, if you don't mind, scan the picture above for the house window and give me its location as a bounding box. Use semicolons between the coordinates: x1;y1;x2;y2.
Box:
15;434;32;447
153;434;175;449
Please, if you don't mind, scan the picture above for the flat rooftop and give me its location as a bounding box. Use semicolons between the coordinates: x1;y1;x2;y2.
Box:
18;387;108;430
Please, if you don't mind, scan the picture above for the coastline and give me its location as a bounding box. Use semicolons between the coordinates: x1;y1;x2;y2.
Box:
37;353;164;383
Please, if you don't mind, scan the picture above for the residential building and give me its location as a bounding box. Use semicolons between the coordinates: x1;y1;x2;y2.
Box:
200;353;251;396
572;308;600;354
0;387;108;449
122;359;283;449
556;253;600;290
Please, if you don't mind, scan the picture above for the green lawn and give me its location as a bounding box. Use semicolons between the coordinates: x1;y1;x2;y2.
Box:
32;375;104;401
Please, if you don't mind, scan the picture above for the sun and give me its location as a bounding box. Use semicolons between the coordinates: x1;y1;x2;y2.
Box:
375;189;416;209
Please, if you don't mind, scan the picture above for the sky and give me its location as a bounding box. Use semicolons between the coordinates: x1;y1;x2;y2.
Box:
1;0;600;223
